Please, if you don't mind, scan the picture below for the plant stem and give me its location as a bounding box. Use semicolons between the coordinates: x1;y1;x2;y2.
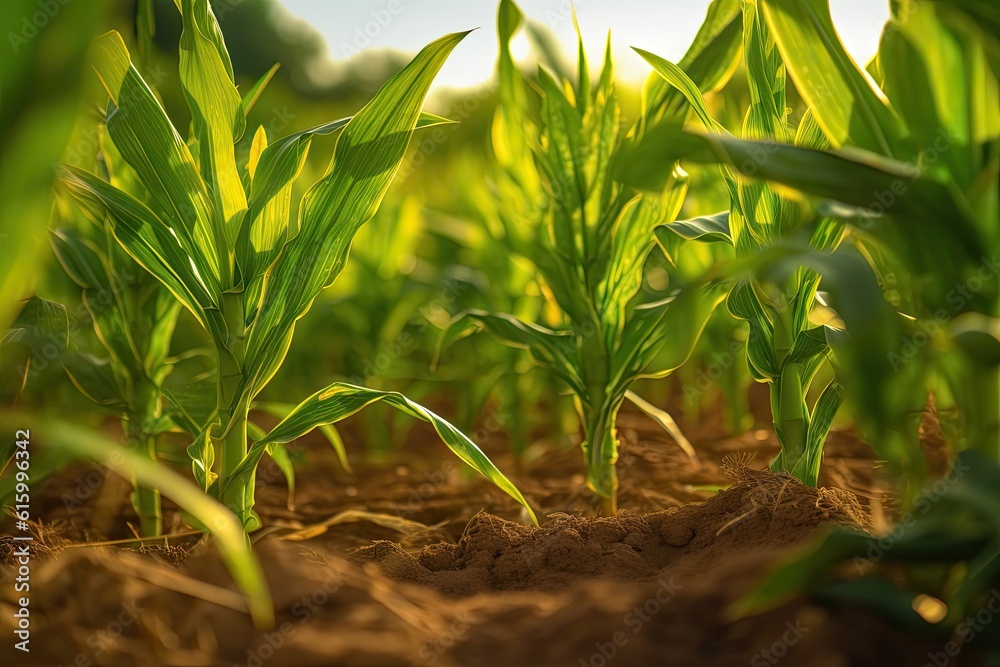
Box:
770;293;810;482
124;381;162;537
584;411;620;516
216;292;251;527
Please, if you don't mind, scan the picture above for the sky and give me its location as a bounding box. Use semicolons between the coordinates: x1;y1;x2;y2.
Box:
278;0;890;90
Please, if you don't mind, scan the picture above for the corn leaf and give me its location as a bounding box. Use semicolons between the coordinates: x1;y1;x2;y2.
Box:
229;383;538;524
91;30;225;290
57;165;228;345
759;0;903;157
254;401;351;473
6;416;272;629
657;211;732;244
439;310;585;398
177;0;247;245
642;0;742;127
236;32;470;410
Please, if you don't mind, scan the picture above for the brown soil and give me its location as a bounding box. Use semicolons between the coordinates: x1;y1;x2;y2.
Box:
353;466;869;597
0;394;983;666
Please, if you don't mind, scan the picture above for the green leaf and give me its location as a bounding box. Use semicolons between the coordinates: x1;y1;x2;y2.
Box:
646;129;989;310
759;0;903;156
5;416;272;629
784;326;830;367
727;281;777;380
793;379;842;484
656;211;732;244
49;228;110;292
186;425;217;491
91;30;226;289
237;113;449;315
228;383;538;525
57;165;228;345
642;0;742;127
177;0;247;245
618;282;728;386
241;63;279;115
237;32;471;411
438;310;585;398
63;351;125;407
625;390;698;461
254;401;351;473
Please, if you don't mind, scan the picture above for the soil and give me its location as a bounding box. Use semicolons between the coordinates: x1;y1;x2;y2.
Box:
0;390;984;666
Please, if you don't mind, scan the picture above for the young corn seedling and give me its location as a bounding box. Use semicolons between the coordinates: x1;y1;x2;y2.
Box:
633;2;848;485
50;145;182;537
440;0;737;515
57;0;535;531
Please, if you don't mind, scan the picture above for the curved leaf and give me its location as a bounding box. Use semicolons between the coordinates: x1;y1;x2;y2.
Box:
228;383;537;525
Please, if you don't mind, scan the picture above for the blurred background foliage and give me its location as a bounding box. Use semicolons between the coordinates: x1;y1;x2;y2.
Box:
3;0;765;461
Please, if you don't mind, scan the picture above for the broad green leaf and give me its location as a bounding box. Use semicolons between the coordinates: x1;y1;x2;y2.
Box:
237;114;415;315
784;326;830;367
49;228;109;292
57;166;228;344
643;128;989;312
794;379;842;484
63;351;125;407
91;30;225;290
642;0;742;127
727;281;777;380
228;383;538;525
177;0;247;244
633;47;730;135
759;0;903;157
9;296;69;350
254;401;351;473
617;282;728;387
237;32;471;411
598;196;665;331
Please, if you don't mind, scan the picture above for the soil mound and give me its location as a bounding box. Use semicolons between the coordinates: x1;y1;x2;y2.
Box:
354;466;870;595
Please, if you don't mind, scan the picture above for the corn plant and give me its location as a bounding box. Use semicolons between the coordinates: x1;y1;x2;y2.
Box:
441;0;743;515
57;0;535;531
629;0;998;483
634;2;846;485
49;200;181;536
749;0;999;468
